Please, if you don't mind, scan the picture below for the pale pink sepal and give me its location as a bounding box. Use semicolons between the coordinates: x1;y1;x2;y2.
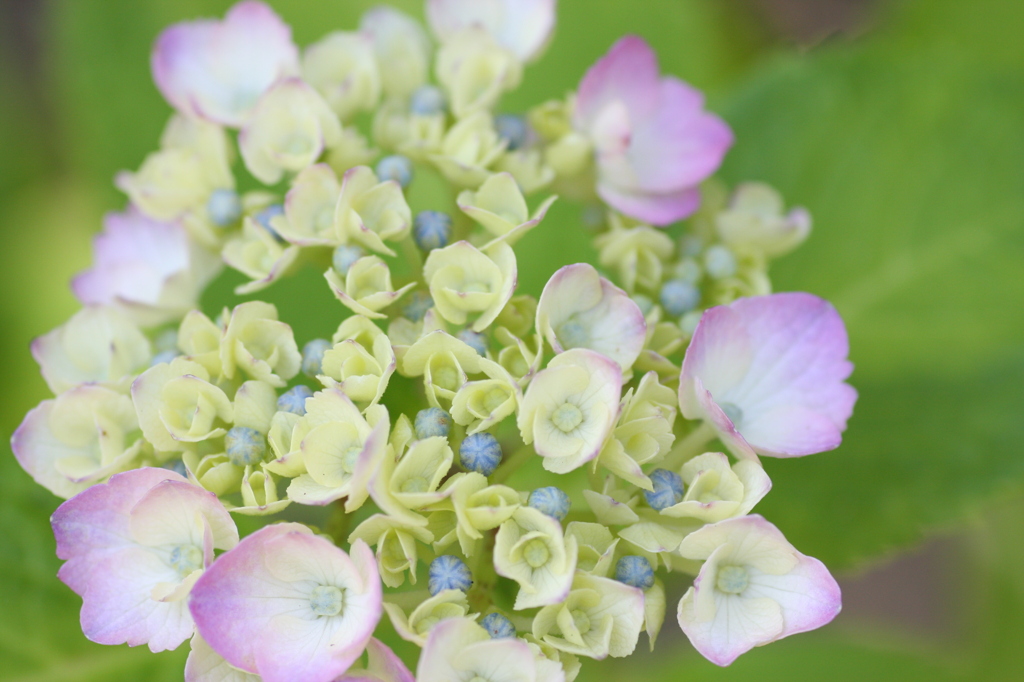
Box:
679;292;857;458
189;524;383;682
152;1;299;127
575;36;732;225
677;515;841;666
51;468;238;652
336;638;415;682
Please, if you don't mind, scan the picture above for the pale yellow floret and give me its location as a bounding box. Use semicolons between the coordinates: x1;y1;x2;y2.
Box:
271;163;341;246
383;589;474;646
325;256;415;319
221;216;301;294
333;165;412;255
436;28;522;119
317;314;396;406
494;507;578;609
457;172;557;247
302;31;381;122
220;301;302;388
350;513;433;588
429;111;507;188
423;240;517;331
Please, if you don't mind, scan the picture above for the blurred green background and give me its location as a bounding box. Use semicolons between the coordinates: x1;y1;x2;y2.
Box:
2;0;1023;680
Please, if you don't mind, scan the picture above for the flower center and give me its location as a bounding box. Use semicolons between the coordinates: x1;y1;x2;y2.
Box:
571;608;591;635
168;544;203;577
523;538;551;568
551;402;583;432
309;585;344;617
716;565;749;595
341;445;362;474
720;402;743;428
556;318;590;348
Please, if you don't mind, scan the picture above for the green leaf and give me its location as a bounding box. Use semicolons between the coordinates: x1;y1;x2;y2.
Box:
717;0;1024;567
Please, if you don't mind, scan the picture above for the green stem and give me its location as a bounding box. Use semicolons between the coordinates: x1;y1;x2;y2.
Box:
325;501;352;546
660;421;716;470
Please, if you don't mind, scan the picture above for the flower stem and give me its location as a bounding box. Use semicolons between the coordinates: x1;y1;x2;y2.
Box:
660;421;716;470
490;443;535;485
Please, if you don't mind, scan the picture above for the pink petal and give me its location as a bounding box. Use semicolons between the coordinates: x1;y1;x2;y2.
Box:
575;36;661;128
152;1;299;126
51;468;187;596
680;293;856;457
597;182;702;226
629;78;734;193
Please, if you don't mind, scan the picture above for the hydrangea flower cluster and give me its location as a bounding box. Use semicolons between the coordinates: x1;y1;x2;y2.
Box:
12;2;856;679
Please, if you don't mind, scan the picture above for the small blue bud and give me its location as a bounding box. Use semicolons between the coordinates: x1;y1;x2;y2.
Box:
459;432;502;476
415;407;453;439
480;612;517;639
225;427;266;467
375;154;414;188
528;486;571;521
255;204;286;241
413;210;453;251
630;294;655;317
644;468;684;511
615;555;655;590
428;555;473;595
207;188;242;226
494;114;529;151
402;290;434;322
332;244;365;276
660;279;701;317
704;245;738;279
301;339;332;378
277;385;314;416
410;84;446;115
150;350;179;367
457;329;488;356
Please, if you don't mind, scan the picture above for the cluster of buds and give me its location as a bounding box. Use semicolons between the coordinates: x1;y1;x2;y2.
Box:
12;2;856;680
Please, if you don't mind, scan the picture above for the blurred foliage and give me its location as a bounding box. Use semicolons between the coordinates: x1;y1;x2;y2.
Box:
1;0;1023;680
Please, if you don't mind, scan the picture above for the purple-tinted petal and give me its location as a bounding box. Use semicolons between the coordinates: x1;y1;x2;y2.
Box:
190;525;381;682
680;293;856;457
628;78;734;193
597;182;702;227
52;468;187;595
152;1;299;126
129;479;238;552
575;36;660;128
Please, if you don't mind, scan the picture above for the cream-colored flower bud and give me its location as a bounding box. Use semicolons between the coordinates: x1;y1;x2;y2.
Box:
334;165;412;255
496;148;556;195
372;102;445;160
400;330;486;407
659;452;771;523
302;31;380;122
116;114;233;221
565;522;619;578
634;309;686;378
595;222;674;294
424;240;517;331
265;410;304;477
350;513;433;588
596;372;677;490
383;589;473;647
495;294;537;338
494;507;578;609
430;111;507;188
232;380;278;434
220;301;301;387
716;182;811;258
221;216;301;295
132;357;233;453
318;314;396;406
326;128;379;175
176;309;224;378
359;6;431;100
286;389;390;508
436;28;522;119
238;79;342;185
532;572;645;659
451;362;520;434
369;435;454;527
529;97;573;142
184;452;243;497
32;306;151;394
518;349;623;474
457;172;556;246
231;465;290;516
325;256;415;319
438;472;520;555
495;328;543;387
544;132;593;179
272;164;341;246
